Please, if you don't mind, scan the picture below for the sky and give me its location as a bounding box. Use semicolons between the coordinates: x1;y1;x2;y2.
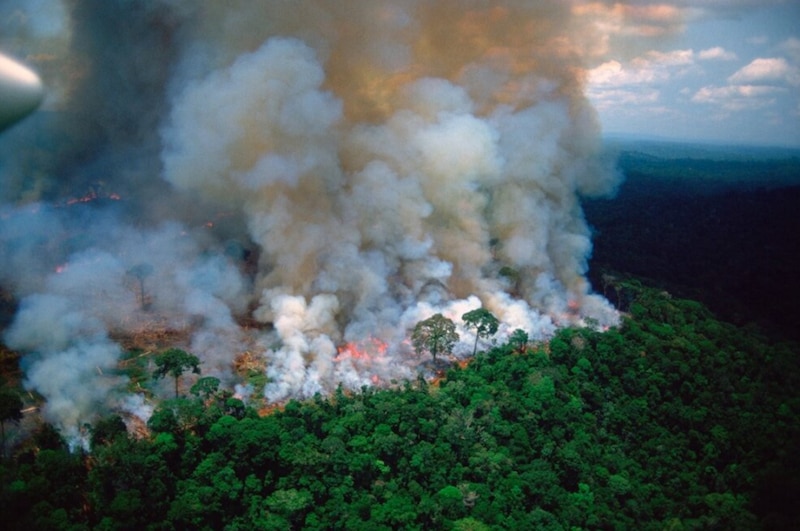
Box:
582;1;800;147
1;1;798;148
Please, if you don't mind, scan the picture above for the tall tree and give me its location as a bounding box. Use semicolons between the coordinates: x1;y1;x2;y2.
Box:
412;313;459;362
509;329;529;353
462;308;499;356
191;376;221;401
153;348;201;398
0;388;23;458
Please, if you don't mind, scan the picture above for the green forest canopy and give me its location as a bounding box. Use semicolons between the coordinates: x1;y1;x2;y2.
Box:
1;283;798;530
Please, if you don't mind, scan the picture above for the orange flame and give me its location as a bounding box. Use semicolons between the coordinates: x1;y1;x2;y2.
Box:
334;337;388;363
334;338;389;387
64;191;122;206
66;191;98;205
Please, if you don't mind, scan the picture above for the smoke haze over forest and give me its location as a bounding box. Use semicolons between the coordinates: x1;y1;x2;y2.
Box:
0;1;650;438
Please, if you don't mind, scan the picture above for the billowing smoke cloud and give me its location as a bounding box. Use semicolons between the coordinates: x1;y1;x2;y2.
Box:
1;1;623;436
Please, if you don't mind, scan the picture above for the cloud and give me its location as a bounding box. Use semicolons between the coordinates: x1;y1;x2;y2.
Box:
588;60;654;86
588;87;660;112
680;0;794;19
577;1;799;145
692;49;799;116
728;57;800;86
588;49;695;88
698;46;737;61
572;2;687;38
692;84;784;111
586;47;701;124
570;2;689;60
646;49;695;66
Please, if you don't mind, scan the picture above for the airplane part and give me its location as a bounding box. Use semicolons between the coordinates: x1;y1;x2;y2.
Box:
0;52;44;132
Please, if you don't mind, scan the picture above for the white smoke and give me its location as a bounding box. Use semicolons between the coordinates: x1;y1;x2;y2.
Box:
0;1;624;434
5;293;124;447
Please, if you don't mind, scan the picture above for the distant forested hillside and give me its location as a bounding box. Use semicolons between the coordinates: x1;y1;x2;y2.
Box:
586;143;800;342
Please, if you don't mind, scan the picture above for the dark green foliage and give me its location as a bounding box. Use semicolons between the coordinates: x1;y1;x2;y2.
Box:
153;348;201;398
191;376;221;400
584;150;800;341
508;328;529;353
0;388;23;457
412;313;459;362
31;422;67;452
0;389;23;426
1;447;88;529
1;284;798;529
90;415;128;448
462;308;499;356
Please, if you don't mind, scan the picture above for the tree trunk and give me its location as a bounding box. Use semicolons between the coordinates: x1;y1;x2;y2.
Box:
138;277;146;310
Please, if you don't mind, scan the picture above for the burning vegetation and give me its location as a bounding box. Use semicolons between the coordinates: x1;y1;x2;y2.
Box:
1;1;623;440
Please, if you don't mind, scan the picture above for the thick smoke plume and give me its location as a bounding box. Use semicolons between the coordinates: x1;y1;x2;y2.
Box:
1;1;621;437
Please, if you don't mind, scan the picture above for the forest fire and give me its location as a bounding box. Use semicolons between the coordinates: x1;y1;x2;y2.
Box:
334;338;389;364
64;190;121;206
0;0;621;439
333;338;391;386
5;3;798;529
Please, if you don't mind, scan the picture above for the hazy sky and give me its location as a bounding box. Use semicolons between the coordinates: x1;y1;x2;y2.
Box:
584;1;800;147
1;1;798;147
